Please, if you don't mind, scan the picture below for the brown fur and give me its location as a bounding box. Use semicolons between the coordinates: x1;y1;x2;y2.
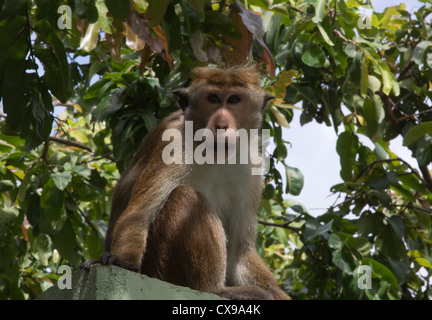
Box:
90;66;289;300
191;65;261;88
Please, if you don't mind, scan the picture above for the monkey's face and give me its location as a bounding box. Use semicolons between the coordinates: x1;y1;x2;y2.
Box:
184;83;267;155
172;67;274;160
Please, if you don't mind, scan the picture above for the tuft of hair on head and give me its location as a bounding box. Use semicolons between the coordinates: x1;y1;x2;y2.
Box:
190;64;261;89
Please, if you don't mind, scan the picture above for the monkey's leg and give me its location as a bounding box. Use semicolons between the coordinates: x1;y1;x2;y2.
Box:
141;185;274;300
80;253;140;272
233;250;291;300
141;185;227;289
81;204;152;272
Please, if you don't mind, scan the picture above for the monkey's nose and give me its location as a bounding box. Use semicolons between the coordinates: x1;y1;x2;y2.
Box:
216;119;228;130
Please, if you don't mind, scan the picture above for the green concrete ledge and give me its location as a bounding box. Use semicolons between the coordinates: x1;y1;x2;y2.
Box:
38;265;225;300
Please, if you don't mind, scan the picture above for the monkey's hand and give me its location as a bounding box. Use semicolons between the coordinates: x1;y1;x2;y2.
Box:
80;252;140;273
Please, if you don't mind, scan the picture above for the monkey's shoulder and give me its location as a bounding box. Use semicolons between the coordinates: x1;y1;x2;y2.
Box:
159;110;184;130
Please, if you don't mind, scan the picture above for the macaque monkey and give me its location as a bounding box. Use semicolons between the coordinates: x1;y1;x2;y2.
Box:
82;65;290;300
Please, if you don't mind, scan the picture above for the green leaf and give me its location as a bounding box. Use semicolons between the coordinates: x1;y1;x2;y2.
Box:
187;0;204;12
328;233;341;249
413;40;432;65
262;183;275;200
147;0;170;27
415;258;432;269
105;0;131;21
163;2;182;53
41;179;66;231
1;0;27;16
94;87;125;122
362;258;399;290
377;60;399;96
403;121;432;146
363;98;378;138
347;236;371;256
336;131;357;181
51;171;72;191
312;0;326;23
317;23;334;46
80;22;101;52
0;206;19;224
374;142;389;160
270;69;297;99
344;43;357;58
387;258;411;284
72;166;91;178
141;109;158;131
301;43;326;68
305;220;333;243
379;63;392;95
388;215;405;239
0;180;15;192
87;231;103;259
274;143;287;160
271;106;290;128
285;165;304;195
360;58;369;96
368;75;381;92
132;0;148;13
332;243;357;274
33;20;70;102
51;220;81;265
96;0;114;34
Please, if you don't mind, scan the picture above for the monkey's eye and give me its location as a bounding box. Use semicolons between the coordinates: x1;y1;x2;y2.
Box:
227;95;241;104
207;94;221;103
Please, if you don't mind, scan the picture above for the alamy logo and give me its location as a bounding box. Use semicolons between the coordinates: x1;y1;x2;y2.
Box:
57;265;72;289
357;265;372;290
161;121;270;175
358;6;373;30
57;5;72;30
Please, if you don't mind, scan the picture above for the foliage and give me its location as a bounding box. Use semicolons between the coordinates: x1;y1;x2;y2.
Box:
0;0;431;300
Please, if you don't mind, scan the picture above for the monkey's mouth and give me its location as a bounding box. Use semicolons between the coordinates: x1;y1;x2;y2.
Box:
214;142;232;151
213;142;237;158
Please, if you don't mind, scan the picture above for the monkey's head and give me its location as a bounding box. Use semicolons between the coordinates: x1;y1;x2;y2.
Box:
173;66;274;157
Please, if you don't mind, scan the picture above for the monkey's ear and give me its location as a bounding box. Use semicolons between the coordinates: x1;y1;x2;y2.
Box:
173;88;189;111
262;92;275;110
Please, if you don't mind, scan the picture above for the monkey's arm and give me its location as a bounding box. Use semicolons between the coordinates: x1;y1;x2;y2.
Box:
81;253;140;272
241;250;291;300
81;111;187;271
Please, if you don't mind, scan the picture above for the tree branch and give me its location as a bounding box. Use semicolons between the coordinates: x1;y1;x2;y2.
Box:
46;136;93;152
258;220;301;232
397;60;415;81
354;157;427;187
332;29;356;44
419;164;432;193
377;91;400;130
44;136;115;162
53;100;76;108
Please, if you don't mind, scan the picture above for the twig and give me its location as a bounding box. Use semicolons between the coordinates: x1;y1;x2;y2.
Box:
419;165;432;193
43;136;115;162
82;151;115;164
332;29;356;44
258;219;301;232
377;91;400;130
397;60;415;81
40;143;99;235
390;203;432;215
353;157;427;187
46;136;93;153
53;101;76;108
259;220;323;264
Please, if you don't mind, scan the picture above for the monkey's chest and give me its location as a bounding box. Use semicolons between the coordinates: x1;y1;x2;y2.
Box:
182;164;260;228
